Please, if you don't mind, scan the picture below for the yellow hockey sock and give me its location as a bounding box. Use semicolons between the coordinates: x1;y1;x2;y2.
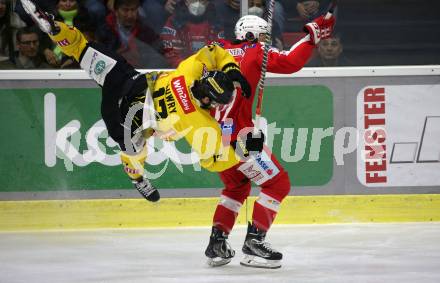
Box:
120;146;148;180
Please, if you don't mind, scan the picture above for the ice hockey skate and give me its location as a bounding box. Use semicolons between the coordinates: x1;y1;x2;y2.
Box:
205;226;235;267
240;222;282;269
20;0;59;35
133;177;160;202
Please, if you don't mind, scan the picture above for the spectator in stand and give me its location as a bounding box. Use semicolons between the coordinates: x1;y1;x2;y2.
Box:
307;35;350;66
214;0;284;49
100;0;169;68
277;0;333;50
248;0;284;50
161;0;223;67
140;0;176;34
214;0;239;41
278;0;331;28
296;0;333;22
57;11;99;69
15;0;56;26
12;26;50;68
0;0;15;67
44;0;91;68
249;0;284;36
82;0;107;27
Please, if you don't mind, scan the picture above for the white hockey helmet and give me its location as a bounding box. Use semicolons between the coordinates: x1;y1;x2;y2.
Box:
234;15;268;41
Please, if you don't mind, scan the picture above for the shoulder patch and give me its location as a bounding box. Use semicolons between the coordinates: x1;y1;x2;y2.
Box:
243;43;257;51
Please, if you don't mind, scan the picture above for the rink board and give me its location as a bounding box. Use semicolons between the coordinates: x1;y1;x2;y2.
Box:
1;194;439;231
1;67;440;198
1;67;440;231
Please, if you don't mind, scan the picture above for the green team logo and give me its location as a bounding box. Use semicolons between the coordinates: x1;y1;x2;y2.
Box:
94;60;106;75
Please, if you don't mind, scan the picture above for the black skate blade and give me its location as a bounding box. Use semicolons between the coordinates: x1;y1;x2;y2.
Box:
240;255;281;269
206;257;231;267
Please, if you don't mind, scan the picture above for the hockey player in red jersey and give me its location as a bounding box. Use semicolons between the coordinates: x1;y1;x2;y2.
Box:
204;14;335;268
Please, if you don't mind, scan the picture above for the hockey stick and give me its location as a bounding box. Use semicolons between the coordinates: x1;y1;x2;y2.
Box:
326;0;338;19
253;0;275;133
254;0;337;132
244;0;276;225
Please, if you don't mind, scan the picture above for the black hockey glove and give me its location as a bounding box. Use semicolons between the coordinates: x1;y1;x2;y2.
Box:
133;177;160;202
234;130;265;158
245;130;265;154
222;63;252;98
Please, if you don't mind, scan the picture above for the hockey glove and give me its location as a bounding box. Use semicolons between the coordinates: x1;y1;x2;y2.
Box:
222;63;252;98
133;177;160;202
304;14;335;45
234;130;265;158
21;0;60;35
245;130;265;155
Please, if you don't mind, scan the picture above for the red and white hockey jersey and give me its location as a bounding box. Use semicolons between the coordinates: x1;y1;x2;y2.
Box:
210;36;315;141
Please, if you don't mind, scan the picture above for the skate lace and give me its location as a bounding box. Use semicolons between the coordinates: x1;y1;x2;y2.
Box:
134;179;155;197
254;239;278;254
261;241;275;252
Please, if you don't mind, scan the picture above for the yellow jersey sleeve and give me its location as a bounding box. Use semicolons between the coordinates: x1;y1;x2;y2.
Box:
49;21;88;62
176;44;238;79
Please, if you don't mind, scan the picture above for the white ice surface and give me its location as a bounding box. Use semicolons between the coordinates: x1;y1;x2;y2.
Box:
1;223;440;283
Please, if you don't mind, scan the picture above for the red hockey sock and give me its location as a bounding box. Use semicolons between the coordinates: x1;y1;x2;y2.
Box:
213;193;247;233
252;193;280;231
213;201;239;234
252;170;291;231
213;164;251;234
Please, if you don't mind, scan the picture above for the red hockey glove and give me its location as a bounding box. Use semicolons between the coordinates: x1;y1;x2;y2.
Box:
304;14;335;45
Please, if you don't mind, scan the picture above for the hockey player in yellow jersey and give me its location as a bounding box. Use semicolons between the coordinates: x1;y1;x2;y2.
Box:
21;0;251;203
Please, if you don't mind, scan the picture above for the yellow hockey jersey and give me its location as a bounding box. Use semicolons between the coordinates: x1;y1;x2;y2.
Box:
146;44;240;172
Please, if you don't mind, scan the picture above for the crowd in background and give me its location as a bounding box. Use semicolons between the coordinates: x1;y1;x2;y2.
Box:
0;0;439;69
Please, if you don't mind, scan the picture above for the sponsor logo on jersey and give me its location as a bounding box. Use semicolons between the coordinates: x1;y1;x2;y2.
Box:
88;51;98;77
220;120;234;136
255;153;273;175
56;38;70;47
256;151;280;177
238;151;280;185
267;199;280;206
94;60;106;75
239;163;265;183
80;47;117;86
243;43;257;51
161;26;176;36
227;48;244;57
171;76;195;114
